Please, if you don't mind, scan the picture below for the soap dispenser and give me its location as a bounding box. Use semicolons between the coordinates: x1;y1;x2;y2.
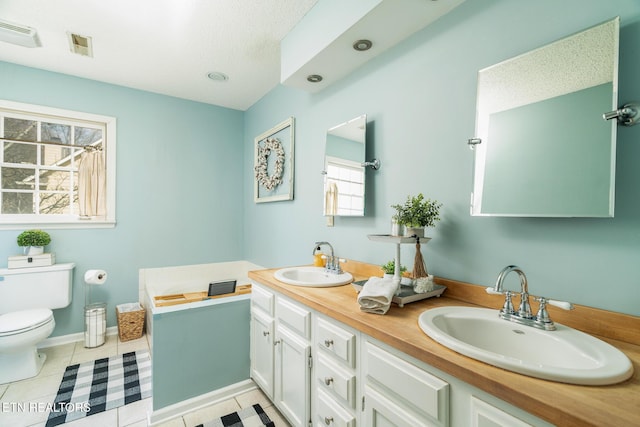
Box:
313;246;325;267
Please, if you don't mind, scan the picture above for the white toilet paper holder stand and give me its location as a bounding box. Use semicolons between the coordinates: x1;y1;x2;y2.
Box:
83;269;108;348
83;269;107;306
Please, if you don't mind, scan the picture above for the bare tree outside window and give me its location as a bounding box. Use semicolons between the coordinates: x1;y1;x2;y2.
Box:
1;112;104;216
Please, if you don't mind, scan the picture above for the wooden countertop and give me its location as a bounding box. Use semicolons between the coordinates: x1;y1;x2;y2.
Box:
248;262;640;427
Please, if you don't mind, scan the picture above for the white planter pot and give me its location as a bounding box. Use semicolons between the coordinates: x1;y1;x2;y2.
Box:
26;246;44;255
404;227;425;238
391;219;404;236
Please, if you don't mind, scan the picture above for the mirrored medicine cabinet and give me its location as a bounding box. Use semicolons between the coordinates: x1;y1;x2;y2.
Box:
470;17;619;217
323;115;367;217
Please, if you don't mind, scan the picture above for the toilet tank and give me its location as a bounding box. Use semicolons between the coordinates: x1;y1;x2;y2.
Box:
0;263;75;315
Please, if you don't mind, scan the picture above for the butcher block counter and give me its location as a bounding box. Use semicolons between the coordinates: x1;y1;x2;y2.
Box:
248;261;640;427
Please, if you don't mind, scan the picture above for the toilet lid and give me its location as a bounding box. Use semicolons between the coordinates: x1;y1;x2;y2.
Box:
0;308;54;335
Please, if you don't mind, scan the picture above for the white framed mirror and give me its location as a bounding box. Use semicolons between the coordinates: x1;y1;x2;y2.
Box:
323;115;366;217
471;18;619;217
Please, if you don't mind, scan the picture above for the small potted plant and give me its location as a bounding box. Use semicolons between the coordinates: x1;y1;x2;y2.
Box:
380;260;407;279
391;193;442;237
17;229;51;255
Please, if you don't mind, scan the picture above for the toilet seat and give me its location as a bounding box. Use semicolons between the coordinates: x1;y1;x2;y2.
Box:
0;309;54;337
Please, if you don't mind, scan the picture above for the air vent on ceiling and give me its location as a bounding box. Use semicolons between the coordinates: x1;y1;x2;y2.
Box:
67;32;93;57
0;19;41;48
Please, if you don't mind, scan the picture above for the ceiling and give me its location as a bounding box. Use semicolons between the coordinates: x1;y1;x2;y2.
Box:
0;0;318;111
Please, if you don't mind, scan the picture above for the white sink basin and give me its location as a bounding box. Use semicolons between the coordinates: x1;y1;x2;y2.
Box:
274;266;353;287
418;306;634;385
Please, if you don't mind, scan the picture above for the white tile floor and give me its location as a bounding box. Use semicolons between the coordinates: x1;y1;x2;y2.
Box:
0;334;290;427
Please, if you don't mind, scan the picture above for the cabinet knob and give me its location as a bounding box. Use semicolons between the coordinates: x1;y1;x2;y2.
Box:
324;339;334;348
262;331;269;337
324;416;334;425
274;339;281;346
324;377;334;386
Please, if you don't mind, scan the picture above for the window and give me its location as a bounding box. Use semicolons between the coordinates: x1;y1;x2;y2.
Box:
0;100;116;229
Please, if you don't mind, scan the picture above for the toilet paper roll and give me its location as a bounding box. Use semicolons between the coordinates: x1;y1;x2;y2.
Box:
84;269;107;285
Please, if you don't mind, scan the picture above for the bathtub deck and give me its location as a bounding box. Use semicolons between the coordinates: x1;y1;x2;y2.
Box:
153;284;252;307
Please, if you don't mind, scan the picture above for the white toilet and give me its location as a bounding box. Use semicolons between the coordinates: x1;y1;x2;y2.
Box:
0;263;75;384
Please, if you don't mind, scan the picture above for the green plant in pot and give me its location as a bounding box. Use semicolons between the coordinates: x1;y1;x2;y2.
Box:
381;260;407;277
17;229;51;255
391;193;442;238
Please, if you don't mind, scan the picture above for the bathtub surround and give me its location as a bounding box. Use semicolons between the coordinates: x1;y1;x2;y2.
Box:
140;261;262;423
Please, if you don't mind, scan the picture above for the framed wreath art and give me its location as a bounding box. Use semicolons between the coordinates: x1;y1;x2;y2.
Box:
254;117;295;203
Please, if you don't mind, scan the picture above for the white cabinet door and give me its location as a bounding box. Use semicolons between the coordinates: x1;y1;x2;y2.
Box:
275;325;311;427
250;309;274;398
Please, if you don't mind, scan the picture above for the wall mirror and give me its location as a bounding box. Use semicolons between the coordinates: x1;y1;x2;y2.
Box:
323;114;366;216
470;17;619;217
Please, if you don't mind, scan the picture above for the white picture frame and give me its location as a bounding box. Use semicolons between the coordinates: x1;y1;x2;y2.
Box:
254;117;295;203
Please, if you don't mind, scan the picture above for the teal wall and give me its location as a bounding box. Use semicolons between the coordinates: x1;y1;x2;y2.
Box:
243;0;640;316
0;62;245;336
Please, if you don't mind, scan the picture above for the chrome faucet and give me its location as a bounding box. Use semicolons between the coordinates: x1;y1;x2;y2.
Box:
314;241;343;274
488;265;573;331
494;265;532;319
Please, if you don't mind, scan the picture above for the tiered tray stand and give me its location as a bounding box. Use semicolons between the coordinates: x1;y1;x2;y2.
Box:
365;234;446;307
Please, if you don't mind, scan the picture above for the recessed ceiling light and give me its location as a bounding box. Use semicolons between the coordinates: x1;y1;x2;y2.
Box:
307;74;323;83
207;71;229;82
353;39;372;51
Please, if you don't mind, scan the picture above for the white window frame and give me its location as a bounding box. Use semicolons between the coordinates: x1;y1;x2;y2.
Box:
324;155;365;216
0;100;116;229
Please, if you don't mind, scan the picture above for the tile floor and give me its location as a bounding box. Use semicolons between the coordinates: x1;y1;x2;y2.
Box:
0;334;290;427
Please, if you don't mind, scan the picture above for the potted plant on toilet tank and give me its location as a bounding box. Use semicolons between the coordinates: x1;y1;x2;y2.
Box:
17;229;51;255
391;193;442;238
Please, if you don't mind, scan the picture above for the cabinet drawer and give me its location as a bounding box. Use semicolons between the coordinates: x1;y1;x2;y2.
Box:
276;297;311;339
316;390;355;427
316;317;356;367
316;354;356;408
251;284;274;316
364;341;449;426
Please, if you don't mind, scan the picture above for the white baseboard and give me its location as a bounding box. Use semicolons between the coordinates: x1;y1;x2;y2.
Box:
147;379;257;426
38;326;119;349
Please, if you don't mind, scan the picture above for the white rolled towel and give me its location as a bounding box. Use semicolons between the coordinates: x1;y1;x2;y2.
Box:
357;277;397;315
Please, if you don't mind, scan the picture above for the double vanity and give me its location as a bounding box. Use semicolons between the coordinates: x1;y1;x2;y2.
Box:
248;261;639;427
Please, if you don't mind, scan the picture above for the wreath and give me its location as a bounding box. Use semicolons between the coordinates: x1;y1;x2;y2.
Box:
254;137;285;191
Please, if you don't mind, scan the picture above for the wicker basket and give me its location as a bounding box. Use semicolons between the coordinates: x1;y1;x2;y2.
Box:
116;304;145;342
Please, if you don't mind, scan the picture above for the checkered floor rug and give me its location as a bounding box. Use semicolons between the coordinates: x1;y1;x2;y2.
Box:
45;350;152;426
196;404;275;427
